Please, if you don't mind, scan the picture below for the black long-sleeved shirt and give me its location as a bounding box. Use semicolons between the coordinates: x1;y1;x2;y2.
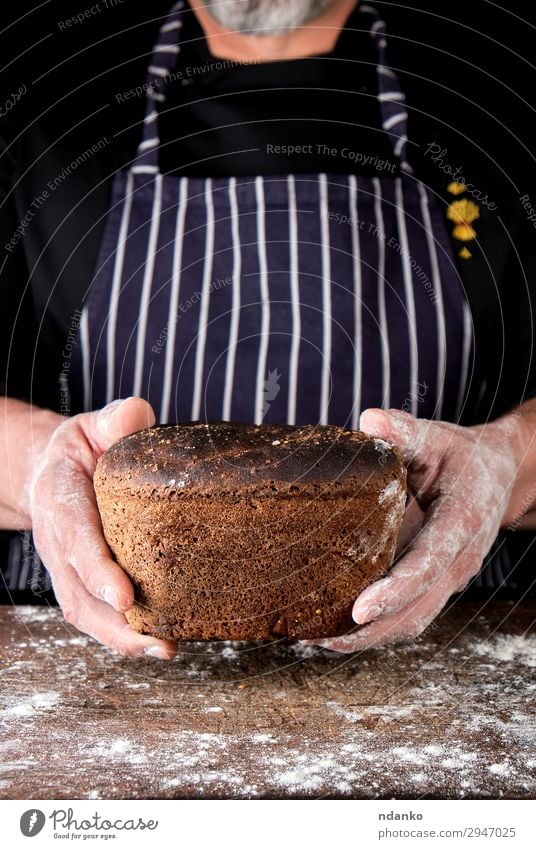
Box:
1;0;535;595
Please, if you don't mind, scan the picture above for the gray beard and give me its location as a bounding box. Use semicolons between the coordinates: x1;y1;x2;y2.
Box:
201;0;335;36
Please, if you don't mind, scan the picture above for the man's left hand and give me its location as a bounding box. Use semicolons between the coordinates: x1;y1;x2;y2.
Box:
306;407;523;653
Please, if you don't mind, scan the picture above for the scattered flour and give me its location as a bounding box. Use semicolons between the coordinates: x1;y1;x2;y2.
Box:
221;647;240;660
290;643;319;659
250;734;277;744
2;692;60;719
221;642;242;661
2;608;535;799
392;746;427;765
373;438;392;460
488;762;511;776
379;479;403;504
472;634;536;667
15;607;58;623
87;738;148;765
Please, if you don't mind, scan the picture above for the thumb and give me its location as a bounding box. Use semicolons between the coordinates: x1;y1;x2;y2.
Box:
359;407;430;463
91;397;156;452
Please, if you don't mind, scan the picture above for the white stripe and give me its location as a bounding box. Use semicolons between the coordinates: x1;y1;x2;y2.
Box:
286;175;301;426
371;19;386;32
17;536;31;591
6;535;20;589
378;38;387;48
254;176;270;426
417;183;447;419
80;306;91;411
493;553;505;586
148;91;166;102
161;20;183;32
378;91;405;102
131;165;159;174
133;174;163;397
383;112;407;131
160;178;189;424
222;177;242;422
139;137;159;151
394;134;408;157
378;65;396;78
455;299;472;420
106;171;135;404
360;4;378;13
319;174;332;425
394;178;419;415
148;65;170;77
372;177;390;409
349;175;362;430
144;110;158;124
154;44;180;53
190;180;215;421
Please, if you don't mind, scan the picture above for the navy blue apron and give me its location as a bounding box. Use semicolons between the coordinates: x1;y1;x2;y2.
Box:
5;1;512;597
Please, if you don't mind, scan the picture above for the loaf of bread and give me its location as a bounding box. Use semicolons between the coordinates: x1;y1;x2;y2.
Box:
94;422;406;641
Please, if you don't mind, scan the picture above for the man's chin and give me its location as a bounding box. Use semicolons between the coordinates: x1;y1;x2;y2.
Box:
201;0;335;36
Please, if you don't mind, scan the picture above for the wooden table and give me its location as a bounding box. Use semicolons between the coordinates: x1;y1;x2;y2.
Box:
0;602;534;799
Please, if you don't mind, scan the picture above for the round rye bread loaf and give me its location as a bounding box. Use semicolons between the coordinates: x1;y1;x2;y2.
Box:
93;422;407;641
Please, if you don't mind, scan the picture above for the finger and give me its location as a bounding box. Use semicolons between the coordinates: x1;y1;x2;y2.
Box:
32;448;135;611
359;407;438;464
85;396;156;456
52;479;134;612
351;495;471;623
313;545;483;653
394;494;425;558
47;549;176;659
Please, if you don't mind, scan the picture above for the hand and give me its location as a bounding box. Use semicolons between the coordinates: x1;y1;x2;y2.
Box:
307;408;520;653
29;397;176;659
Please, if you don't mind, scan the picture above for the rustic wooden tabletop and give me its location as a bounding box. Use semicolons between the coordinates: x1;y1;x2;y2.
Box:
0;601;534;800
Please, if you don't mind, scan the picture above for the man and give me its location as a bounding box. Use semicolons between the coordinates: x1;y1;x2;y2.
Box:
1;0;534;657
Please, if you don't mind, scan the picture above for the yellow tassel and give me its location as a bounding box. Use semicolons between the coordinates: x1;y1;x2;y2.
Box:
447;181;465;195
452;223;477;241
458;246;472;259
447;199;480;225
447;199;480;242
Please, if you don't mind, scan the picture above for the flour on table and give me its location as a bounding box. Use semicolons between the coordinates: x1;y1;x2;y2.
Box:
2;692;60;719
14;607;58;623
290;642;319;659
472;634;536;667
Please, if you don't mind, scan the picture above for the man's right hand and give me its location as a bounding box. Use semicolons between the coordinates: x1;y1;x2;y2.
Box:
27;397;176;659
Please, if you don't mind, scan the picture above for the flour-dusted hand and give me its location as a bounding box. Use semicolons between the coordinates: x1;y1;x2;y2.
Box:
308;408;522;653
29;398;176;659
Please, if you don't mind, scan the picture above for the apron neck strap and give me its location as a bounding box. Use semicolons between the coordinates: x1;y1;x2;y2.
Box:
132;0;412;174
132;0;186;174
360;3;412;173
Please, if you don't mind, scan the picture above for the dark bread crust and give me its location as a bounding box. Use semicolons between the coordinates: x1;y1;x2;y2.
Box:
94;422;406;641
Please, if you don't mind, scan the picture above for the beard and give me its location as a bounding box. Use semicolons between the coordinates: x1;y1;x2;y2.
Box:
201;0;335;35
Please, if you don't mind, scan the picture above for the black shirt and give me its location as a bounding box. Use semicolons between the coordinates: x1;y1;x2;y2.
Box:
1;0;535;420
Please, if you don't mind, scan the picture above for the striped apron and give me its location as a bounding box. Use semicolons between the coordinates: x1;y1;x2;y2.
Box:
4;1;512;597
